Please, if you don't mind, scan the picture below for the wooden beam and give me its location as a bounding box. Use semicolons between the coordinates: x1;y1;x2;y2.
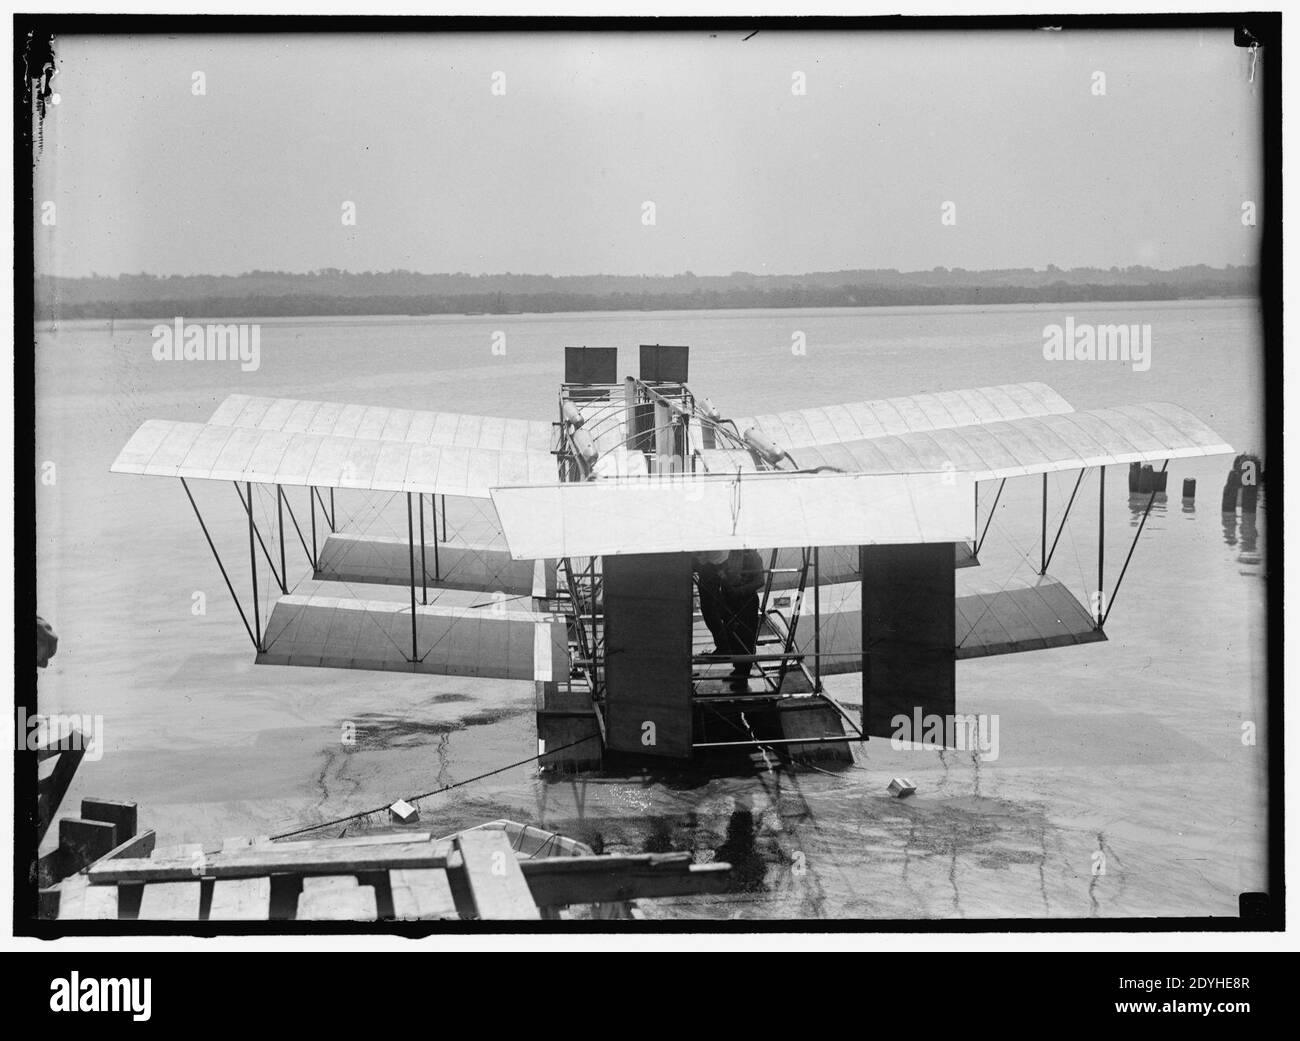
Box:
45;874;120;920
38;887;60;920
36;740;87;843
47;828;157;886
519;853;733;907
208;877;271;921
81;798;137;840
456;830;541;920
137;881;202;920
58;818;119;876
389;868;459;920
34;721;87;761
297;876;377;921
89;839;452;885
93;828;157;866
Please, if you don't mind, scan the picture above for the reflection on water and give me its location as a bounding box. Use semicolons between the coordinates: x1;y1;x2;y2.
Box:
1238;514;1262;567
1127;493;1167;525
714;802;768;893
1221;512;1238;547
1221;510;1264;569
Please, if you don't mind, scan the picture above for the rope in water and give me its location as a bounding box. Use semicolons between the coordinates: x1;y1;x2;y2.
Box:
269;736;594;840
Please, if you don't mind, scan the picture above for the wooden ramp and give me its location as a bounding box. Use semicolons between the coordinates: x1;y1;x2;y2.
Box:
43;822;732;922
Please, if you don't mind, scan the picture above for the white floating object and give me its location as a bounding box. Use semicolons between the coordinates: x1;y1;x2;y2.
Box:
887;778;917;799
389;799;419;825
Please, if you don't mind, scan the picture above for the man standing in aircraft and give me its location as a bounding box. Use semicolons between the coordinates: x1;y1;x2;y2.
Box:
694;549;767;685
718;549;766;684
693;550;731;656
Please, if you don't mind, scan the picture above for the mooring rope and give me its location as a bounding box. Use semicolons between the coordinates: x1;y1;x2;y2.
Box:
269;736;593;840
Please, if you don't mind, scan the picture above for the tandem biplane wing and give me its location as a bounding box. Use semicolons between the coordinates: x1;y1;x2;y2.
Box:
111;344;1233;766
697;402;1230;479
731;381;1075;449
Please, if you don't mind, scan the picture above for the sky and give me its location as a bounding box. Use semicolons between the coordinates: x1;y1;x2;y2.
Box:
33;28;1265;278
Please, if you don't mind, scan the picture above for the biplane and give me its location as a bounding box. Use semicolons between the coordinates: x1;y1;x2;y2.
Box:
111;344;1233;770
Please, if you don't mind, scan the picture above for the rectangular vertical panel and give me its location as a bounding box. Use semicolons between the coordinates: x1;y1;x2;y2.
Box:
603;553;694;759
564;346;618;385
861;543;955;739
639;344;689;383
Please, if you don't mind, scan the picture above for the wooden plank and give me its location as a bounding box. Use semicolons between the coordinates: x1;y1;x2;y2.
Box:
58;818;119;875
81;799;138;839
137;882;202;920
92;828;157;868
519;853;733;907
147;842;207;878
38;887;61;920
50;879;87;920
82;885;121;920
49;874;120;920
389;868;459;920
208;877;272;921
33;721;87;760
296;876;377;921
301;875;358;892
456;830;541;920
37;744;87;842
46;829;157;889
151;842;205;860
90;839;451;884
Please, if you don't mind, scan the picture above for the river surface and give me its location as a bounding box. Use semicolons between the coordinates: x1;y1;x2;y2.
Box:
33;299;1268;919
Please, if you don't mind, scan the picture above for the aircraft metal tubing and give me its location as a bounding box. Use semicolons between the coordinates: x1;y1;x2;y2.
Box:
976;477;1005;555
280;492;315;570
1044;468;1087;574
1097;466;1105;627
1101;460;1167;629
277;486;287;595
180;478;258;652
233;481;285;593
245;481;262;653
406;492;419;662
418;492;428;604
1040;473;1048;573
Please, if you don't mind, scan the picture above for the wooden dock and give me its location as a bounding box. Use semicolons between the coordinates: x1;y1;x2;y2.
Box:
41;815;731;922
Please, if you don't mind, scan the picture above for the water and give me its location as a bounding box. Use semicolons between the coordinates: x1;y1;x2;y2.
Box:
33;299;1268;918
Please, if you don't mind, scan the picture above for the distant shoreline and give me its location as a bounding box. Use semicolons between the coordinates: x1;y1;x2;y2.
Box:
35;293;1257;326
35;275;1253;321
34;265;1258;322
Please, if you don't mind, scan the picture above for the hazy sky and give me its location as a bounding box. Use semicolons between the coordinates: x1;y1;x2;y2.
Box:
34;29;1264;278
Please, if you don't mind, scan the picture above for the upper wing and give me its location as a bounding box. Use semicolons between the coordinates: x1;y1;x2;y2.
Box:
490;470;974;559
701;402;1232;480
207;393;556;454
110;419;560;499
730;382;1073;450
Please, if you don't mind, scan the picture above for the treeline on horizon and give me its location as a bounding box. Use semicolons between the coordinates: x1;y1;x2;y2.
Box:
35;264;1258;321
